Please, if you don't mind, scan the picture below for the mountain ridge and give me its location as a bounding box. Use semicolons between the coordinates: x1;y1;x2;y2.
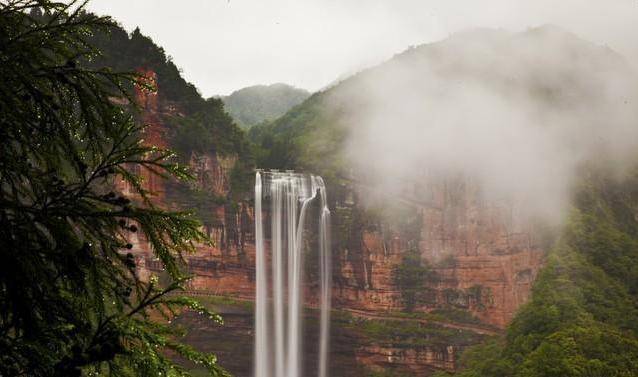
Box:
220;83;310;128
250;25;637;179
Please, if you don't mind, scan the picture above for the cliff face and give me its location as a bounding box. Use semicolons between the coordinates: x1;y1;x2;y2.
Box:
143;162;543;327
126;67;257;297
354;345;457;375
117;68;167;201
189;152;238;197
332;179;545;328
184;199;255;298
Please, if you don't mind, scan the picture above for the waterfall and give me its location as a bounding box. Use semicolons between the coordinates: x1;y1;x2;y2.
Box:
254;171;332;377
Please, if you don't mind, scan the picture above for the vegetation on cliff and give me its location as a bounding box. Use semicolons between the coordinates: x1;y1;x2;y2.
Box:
89;24;252;162
87;18;253;156
436;166;638;377
221;83;310;129
393;247;438;312
0;1;226;375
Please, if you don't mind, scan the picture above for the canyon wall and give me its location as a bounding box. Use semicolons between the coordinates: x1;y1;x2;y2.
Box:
333;179;546;328
133;151;544;328
126;68;545;375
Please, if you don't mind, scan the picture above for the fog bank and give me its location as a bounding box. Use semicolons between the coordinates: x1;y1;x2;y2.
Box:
334;26;638;223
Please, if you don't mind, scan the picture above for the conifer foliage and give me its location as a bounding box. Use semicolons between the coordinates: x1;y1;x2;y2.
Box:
0;1;227;376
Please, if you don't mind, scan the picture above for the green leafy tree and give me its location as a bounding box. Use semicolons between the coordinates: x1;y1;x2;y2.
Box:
393;247;437;312
0;1;227;376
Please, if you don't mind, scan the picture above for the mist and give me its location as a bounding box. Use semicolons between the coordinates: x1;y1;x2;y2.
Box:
329;26;638;223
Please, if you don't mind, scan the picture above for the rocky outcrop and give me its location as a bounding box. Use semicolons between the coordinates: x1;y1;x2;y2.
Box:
125;67;256;298
116;68;167;201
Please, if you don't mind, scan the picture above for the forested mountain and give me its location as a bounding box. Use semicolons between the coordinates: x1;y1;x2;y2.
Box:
87;25;251;157
86;21;255;224
249;26;638;376
221;83;309;128
249;26;636;184
88;26;208;113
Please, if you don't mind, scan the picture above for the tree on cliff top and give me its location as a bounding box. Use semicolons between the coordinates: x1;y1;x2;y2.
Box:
0;1;227;376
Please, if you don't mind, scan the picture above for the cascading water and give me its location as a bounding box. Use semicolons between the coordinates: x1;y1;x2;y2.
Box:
254;170;332;377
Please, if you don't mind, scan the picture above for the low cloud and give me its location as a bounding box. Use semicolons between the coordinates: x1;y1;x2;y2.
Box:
332;26;638;223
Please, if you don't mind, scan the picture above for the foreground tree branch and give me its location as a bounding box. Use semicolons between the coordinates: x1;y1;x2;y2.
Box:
0;1;228;376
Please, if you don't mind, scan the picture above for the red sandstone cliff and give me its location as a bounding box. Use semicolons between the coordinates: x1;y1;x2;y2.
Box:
177;178;544;328
123;68;255;296
332;179;545;328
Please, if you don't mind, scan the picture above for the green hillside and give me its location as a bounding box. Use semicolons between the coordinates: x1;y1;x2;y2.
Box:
434;166;638;377
221;83;309;128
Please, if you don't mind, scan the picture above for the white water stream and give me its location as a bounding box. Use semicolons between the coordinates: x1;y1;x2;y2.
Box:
254;171;331;377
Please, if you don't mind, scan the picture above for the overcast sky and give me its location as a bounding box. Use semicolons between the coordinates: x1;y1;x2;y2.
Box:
87;0;638;97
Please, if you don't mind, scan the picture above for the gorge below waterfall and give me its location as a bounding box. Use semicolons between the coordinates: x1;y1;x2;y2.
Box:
254;171;332;377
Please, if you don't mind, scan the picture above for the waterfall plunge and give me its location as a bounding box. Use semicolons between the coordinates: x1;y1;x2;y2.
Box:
254;171;332;377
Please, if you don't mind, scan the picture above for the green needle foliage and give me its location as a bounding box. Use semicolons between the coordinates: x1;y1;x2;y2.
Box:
0;1;228;376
